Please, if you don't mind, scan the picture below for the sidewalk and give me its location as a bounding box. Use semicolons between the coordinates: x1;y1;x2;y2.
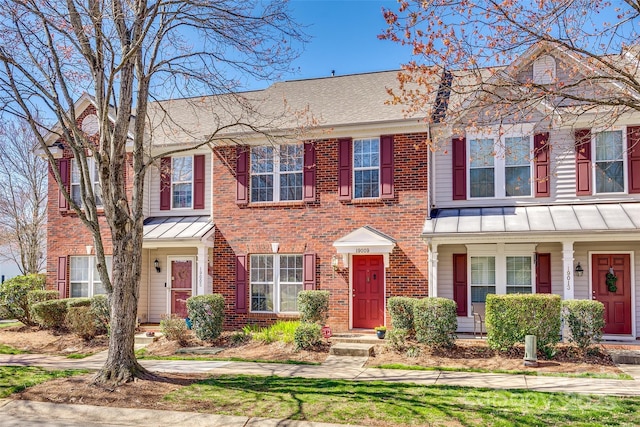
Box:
1;351;639;426
1;350;639;396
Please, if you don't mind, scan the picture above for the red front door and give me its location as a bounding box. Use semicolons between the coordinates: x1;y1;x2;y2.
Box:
352;255;384;329
171;260;192;318
592;254;632;335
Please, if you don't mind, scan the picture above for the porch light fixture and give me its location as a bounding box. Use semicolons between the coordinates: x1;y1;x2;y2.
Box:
575;262;584;277
154;258;161;273
331;255;340;271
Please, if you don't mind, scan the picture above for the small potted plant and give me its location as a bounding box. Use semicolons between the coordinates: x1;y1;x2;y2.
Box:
374;325;387;339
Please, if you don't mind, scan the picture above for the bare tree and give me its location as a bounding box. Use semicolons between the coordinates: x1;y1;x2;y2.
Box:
0;118;47;275
380;0;640;131
0;0;305;384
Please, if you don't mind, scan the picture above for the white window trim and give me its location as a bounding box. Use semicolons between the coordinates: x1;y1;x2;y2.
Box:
466;127;534;200
171;155;194;209
249;254;303;314
466;243;537;316
591;127;628;195
250;144;303;203
71;157;102;207
69;255;111;298
353;137;381;199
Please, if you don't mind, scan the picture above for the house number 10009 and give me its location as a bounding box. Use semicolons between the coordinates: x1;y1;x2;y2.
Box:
355;248;370;253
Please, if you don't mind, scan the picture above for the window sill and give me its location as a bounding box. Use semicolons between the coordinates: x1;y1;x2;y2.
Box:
247;312;301;320
247;200;306;208
344;197;386;205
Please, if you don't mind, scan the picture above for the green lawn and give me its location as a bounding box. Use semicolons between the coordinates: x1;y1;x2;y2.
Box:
0;344;27;354
0;321;22;329
164;375;640;426
0;366;86;398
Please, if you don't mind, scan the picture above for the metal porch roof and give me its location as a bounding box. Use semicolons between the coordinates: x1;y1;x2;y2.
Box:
143;216;214;241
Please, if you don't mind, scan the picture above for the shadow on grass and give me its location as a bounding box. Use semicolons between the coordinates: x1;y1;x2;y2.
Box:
166;375;640;426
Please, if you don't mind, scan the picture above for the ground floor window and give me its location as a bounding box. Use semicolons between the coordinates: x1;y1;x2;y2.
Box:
470;256;496;303
506;256;533;294
250;254;303;313
69;256;112;298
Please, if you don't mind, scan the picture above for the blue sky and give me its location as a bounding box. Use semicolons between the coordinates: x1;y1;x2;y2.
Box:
252;0;413;88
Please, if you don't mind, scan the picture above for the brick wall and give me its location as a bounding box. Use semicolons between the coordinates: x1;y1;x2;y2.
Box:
46;105;133;295
212;133;430;331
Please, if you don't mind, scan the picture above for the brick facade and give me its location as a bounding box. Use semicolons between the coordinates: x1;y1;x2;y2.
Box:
212;133;430;331
46;105;133;297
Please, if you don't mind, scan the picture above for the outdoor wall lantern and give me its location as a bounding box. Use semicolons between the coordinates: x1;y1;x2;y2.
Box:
154;259;161;273
575;262;584;277
331;255;340;271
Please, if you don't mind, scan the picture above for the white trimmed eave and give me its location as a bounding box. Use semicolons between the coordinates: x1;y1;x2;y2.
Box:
143;237;213;249
424;230;640;246
333;226;397;268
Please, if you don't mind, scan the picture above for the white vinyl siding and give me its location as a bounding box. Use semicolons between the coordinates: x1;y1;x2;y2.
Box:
146;152;210;217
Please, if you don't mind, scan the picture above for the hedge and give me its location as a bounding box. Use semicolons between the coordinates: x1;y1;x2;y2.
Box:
387;297;417;333
562;299;605;351
414;297;457;348
186;294;225;342
91;295;110;334
0;274;46;326
66;306;99;340
297;290;330;325
486;294;561;352
31;298;69;329
294;322;322;350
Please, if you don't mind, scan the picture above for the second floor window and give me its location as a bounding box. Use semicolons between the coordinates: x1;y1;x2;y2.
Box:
71;158;102;207
353;138;380;198
172;156;193;208
251;144;303;202
595;130;624;193
469;135;532;199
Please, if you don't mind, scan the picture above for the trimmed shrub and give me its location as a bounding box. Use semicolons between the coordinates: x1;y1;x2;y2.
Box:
386;327;409;352
31;298;69;329
186;294;225;342
0;274;46;325
297;290;330;325
67;298;92;308
27;290;59;307
160;314;190;345
294;322;322;350
387;297;417;333
66;306;98;340
562;299;605;351
91;295;110;335
414;297;458;348
486;294;561;352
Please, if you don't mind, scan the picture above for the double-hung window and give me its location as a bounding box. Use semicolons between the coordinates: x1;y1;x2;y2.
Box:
250;254;303;313
172;156;193;208
251;144;303;202
353;138;380;198
506;256;533;294
69;256;112;298
594;130;625;193
71;158;102;207
470;256;496;303
468;132;532;198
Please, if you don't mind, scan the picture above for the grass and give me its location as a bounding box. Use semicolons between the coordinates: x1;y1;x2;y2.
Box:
243;320;299;344
0;344;27;354
65;353;93;359
164;374;640;426
0;321;22;329
375;363;634;380
0;366;86;398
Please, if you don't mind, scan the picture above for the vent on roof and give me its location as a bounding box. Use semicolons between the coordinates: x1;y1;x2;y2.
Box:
532;55;556;84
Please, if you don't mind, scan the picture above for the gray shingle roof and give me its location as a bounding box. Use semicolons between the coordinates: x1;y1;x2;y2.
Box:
423;203;640;236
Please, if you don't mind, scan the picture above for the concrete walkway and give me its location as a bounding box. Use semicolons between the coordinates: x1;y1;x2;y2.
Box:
1;351;640;426
1;350;639;396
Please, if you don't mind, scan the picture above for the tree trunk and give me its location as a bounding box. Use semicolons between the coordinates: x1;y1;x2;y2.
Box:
93;212;152;384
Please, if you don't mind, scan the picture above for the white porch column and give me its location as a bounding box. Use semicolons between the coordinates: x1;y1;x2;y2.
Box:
562;241;575;300
196;245;207;296
429;243;438;297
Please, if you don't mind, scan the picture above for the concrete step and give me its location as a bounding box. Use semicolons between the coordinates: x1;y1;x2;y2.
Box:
609;350;640;365
329;342;374;357
330;334;382;345
134;332;162;345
